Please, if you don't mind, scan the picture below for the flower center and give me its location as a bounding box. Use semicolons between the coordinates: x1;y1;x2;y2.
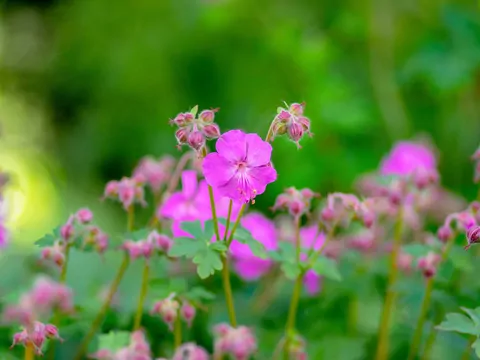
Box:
237;161;248;173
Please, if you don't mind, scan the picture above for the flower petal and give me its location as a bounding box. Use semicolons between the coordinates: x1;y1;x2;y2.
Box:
232;258;272;281
246;165;277;196
158;193;186;219
245;133;273;166
304;270;322;295
215;130;247;162
203;153;236;188
181;170;198;199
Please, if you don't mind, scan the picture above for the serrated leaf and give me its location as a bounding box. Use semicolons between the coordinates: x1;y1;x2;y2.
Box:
125;228;150;242
169;237;206;258
436;313;478;335
233;227;267;259
312;257;342;281
402;244;431;257
193;248;223;279
185;286;216;301
180;221;204;238
35;232;57;247
97;331;131;352
210;242;228;252
281;261;301;280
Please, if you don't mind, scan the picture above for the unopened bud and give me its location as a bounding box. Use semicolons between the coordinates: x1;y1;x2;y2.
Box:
187;131;205;151
287;122;304;144
175;128;189;144
199;109;216;123
180;302;196;327
277;110;291;121
76;208;93;224
289;102;304;116
203;124;221;139
465;226;480;250
437;225;453;243
417;252;441;278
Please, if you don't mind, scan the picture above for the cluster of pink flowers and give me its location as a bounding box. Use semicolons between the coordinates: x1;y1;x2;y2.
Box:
151;294;196;330
90;330;152;360
133;155;175;193
104;177;146;210
213;323;257;360
320;193;376;229
170;106;220;152
270;102;312;148
272;187;318;220
121;231;173;260
4;276;73;354
203;130;277;204
437;201;480;244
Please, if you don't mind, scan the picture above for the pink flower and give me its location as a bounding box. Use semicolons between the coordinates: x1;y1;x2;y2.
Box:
172;343;209;360
380;141;436;176
270;102;312;148
180;302;196;327
133;155;175;192
298;226;325;295
214;323;257;360
417;252;441;278
229;213;277;281
465;226;480;250
203;130;277;203
272;187;318;219
158;170;211;222
103;177;146;211
76;208;93;224
41;242;65;268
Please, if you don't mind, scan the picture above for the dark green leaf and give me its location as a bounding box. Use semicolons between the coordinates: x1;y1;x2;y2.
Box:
97;331;131;352
180;221;204;238
436;313;478;335
312;257;342;281
193;248;223;279
35;230;58;247
169;237;206;258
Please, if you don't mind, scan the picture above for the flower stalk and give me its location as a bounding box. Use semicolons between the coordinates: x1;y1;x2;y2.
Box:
133;260;150;330
174;312;182;349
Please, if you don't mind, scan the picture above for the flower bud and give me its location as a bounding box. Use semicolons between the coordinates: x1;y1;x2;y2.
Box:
287;122;304;144
321;207;335;222
10;330;28;349
289;102;304;116
203;124;221;139
199;109;216;123
180;302;196;327
151;296;179;331
272;187;317;219
276;110;291;121
187;131;205;151
151;232;173;253
465;226;480;250
172;343;209;360
60;216;74;241
103;180;119;198
396;252;413;273
44;324;62;341
297;116;311;131
437;225;453;243
417;252;441;278
76;208;93;224
175;128;190;144
213;323;257;360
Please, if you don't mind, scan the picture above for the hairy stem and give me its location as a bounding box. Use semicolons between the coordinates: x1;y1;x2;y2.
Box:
407;278;434;360
222;256;237;327
226;204;246;247
133;260;150;330
174;312;182;349
223;200;233;241
375;211;404;360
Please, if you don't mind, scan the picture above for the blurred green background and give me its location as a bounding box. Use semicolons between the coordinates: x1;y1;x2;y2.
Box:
0;0;479;242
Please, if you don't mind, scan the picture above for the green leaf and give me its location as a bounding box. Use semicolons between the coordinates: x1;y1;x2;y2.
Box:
402;244;431;257
180;221;204;238
203;220;215;239
472;338;480;358
278;242;296;261
35;229;58;247
190;105;199;117
210;242;228;252
449;246;474;272
185;286;216;301
217;217;228;226
169;237;206;258
268;250;283;261
436;313;478;335
193;248;223;279
97;331;130;352
281;261;301;280
125;228;150;242
233;226;267;259
312;257;342;281
461;307;480;329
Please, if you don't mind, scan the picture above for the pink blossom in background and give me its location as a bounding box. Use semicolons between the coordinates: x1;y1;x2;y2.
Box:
0;221;8;248
299;225;325;295
229;213;277;281
171;343;209;360
380;141;437;176
203;130;277;203
133;155;175;192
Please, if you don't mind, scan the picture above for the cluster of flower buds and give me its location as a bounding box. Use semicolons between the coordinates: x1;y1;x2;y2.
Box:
346;231;376;254
285;333;308;360
11;321;62;355
417;252;441;278
90;330;151;360
269;102;312;148
41;242;65;267
170;105;221;152
151;294;197;331
60;207;94;242
437;201;479;244
320;193;376;229
272;187;318;220
104;177;146;211
3;276;74;327
213;323;257;360
156;342;209;360
122;231;173;261
133;155;175;192
472;147;480;183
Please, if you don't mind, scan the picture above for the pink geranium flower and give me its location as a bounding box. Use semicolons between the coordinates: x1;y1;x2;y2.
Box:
230;213;277;281
299;225;325;295
380;141;436;176
203;130;277;203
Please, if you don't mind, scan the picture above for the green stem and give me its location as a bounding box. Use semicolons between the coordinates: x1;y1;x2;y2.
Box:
127;205;135;232
349;297;358;335
25;343;34;360
226;204;246;247
174;312;182;349
407;278;434;360
375;210;404;360
265;122;275;143
222;256;237;327
223;200;233;241
133;260;150;330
